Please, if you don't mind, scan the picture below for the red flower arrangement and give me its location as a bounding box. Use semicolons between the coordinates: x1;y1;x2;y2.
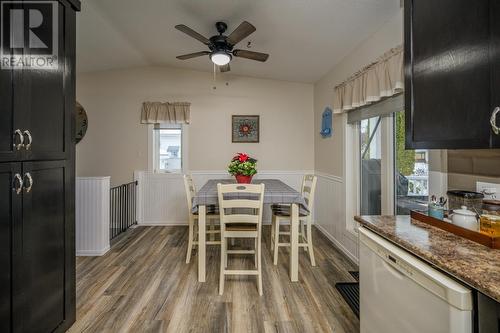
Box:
228;153;258;183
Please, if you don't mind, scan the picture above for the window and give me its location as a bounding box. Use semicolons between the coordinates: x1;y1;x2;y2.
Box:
356;111;430;216
346;97;434;234
360;116;382;215
415;151;427;163
394;111;429;214
153;125;184;173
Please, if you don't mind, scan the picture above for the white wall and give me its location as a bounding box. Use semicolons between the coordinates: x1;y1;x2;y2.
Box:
76;66;314;185
313;9;404;261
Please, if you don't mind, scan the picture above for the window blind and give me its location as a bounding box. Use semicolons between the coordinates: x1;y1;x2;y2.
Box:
347;94;404;124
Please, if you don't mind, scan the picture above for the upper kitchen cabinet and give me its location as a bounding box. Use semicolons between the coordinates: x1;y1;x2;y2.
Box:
0;2;26;162
0;0;77;163
404;0;500;149
0;53;17;161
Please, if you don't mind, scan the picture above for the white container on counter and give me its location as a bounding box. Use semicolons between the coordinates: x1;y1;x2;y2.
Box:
450;206;478;231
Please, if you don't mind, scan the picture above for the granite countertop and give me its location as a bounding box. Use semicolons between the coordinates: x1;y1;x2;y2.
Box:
355;215;500;303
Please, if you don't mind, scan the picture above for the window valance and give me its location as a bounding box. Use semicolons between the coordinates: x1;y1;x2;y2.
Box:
141;102;191;124
333;45;403;114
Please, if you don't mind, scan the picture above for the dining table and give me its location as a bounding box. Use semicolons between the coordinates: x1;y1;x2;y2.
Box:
192;179;309;283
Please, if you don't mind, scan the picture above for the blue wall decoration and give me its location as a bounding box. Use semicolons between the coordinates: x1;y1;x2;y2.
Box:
320;107;333;138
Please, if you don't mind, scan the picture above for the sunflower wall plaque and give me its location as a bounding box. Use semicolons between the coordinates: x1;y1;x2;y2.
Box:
76;102;88;144
232;115;260;143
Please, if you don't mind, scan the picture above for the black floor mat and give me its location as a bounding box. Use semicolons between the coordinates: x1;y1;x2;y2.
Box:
335;282;359;318
349;271;359;281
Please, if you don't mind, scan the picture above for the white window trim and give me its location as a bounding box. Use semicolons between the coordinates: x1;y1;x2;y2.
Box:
344;114;396;237
381;115;395;215
148;124;189;174
344;114;360;237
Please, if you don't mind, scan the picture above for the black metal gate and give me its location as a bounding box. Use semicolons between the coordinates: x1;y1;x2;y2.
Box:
110;181;138;239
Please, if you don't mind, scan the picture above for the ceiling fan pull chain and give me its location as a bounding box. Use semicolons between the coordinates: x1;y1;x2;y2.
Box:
213;63;217;90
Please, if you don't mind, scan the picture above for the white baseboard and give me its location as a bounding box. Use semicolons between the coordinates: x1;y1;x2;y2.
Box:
315;224;359;265
76;246;110;257
137;221;188;226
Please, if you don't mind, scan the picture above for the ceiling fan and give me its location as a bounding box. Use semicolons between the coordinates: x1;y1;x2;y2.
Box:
175;21;269;72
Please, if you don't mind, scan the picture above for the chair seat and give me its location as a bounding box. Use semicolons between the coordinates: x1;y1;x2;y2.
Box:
225;223;258;231
271;204;309;217
193;205;219;215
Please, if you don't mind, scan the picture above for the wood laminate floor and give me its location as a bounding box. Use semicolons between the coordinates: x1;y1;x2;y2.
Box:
69;226;359;333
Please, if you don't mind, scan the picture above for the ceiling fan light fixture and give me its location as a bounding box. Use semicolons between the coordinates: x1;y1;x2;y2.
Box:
210;51;231;66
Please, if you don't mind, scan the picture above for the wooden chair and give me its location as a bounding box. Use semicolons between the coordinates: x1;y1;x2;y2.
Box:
271;175;317;266
183;175;220;264
217;183;265;296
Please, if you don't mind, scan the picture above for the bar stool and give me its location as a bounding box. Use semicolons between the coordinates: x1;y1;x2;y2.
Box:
183;175;220;264
271;175;317;266
217;183;265;296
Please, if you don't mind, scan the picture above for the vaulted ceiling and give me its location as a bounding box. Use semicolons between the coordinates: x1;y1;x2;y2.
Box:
76;0;400;83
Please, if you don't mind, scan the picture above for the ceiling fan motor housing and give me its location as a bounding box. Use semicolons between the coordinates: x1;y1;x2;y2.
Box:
215;21;227;34
209;22;233;54
209;35;233;53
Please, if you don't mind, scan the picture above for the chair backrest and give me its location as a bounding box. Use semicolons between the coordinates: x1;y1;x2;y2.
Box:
183;174;196;215
217;183;265;229
301;175;317;212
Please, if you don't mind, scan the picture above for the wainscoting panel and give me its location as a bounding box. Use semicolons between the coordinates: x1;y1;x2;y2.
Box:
135;172;187;225
135;170;311;226
314;172;359;263
76;177;111;256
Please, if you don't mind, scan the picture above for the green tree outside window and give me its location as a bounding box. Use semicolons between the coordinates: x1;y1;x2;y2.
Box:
395;112;415;176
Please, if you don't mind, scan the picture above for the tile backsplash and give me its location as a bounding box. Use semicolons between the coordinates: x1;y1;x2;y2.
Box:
448;149;500;191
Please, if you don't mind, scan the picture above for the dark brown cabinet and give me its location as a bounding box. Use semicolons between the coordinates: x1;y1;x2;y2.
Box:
21;161;74;332
404;0;500;149
0;49;22;162
0;162;73;332
0;0;79;332
0;163;22;333
492;0;500;149
1;1;75;163
21;2;73;162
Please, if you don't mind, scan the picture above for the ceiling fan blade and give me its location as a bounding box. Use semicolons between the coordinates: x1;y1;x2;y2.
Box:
227;21;256;45
176;51;210;60
219;64;231;72
233;49;269;62
175;24;211;45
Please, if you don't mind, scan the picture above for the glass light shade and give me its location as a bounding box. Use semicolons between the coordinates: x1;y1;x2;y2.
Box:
210;51;231;66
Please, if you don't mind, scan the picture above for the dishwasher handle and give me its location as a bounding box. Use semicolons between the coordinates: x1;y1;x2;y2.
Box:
382;256;406;279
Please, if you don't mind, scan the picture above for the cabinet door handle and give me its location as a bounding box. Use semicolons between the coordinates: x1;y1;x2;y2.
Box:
491;107;500;135
23;130;32;150
23;173;33;193
13;129;24;150
13;174;23;195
